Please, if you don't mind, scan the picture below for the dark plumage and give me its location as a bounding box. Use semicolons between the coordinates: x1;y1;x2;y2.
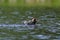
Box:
24;18;37;25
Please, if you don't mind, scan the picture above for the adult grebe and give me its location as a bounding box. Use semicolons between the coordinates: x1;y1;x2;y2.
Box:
24;18;37;25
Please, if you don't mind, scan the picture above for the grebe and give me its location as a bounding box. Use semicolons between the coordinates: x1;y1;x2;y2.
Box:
24;18;37;25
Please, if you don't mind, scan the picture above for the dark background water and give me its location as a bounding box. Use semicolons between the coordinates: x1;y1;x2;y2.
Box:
0;7;60;40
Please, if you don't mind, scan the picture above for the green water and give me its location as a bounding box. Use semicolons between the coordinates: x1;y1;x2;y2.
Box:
0;7;60;40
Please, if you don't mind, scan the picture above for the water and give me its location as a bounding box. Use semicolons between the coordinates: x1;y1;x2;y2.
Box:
0;7;60;40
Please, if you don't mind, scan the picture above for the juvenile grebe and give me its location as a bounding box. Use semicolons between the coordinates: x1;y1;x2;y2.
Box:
24;18;37;25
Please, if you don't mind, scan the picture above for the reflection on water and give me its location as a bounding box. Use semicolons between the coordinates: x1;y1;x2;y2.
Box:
0;7;60;40
31;35;51;39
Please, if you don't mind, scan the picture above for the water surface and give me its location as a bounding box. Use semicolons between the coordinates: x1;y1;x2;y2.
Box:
0;7;60;40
